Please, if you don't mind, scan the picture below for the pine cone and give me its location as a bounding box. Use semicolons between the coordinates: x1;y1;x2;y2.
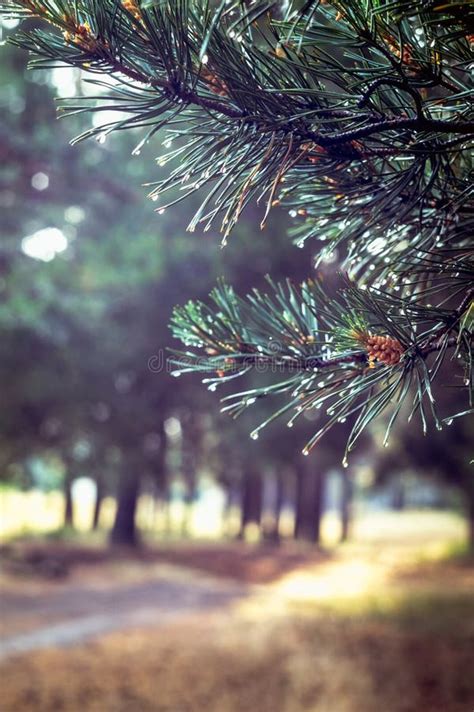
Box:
63;20;99;52
364;334;404;367
122;0;142;22
201;68;228;97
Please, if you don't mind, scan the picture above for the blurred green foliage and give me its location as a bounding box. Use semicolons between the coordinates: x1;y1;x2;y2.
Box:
0;32;314;494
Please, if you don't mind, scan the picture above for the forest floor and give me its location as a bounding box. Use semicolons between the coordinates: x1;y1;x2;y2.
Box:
0;511;473;712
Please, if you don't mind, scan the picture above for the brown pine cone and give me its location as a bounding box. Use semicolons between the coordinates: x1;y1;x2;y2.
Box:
364;334;404;366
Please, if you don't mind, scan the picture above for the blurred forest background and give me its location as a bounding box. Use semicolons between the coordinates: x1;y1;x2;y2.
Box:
0;15;473;712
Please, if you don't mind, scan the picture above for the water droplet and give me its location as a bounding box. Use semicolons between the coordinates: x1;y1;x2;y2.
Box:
171;372;181;378
250;431;259;440
208;383;217;392
151;195;159;202
446;418;453;426
302;448;309;456
157;208;166;215
96;133;107;144
201;53;209;64
342;457;348;468
132;137;147;156
287;422;293;428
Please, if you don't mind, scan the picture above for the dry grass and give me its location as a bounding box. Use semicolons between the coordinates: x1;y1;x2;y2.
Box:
1;511;472;712
2;592;473;712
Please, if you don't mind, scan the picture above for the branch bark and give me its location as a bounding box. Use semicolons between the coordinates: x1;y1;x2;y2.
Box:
110;60;474;146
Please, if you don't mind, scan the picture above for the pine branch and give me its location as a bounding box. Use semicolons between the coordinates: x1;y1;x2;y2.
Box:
2;0;472;457
107;58;244;119
420;287;474;352
169;278;473;460
2;0;472;253
83;55;474;141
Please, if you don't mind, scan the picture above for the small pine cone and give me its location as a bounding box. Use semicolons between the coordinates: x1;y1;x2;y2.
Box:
63;21;99;52
301;142;328;164
201;68;228;97
122;0;142;21
364;334;404;366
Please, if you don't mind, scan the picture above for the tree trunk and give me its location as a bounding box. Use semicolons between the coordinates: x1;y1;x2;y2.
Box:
153;418;169;533
391;479;406;511
313;467;325;544
63;470;74;529
181;468;197;538
110;470;140;546
181;488;197;538
272;470;285;542
294;465;304;540
263;470;285;543
294;462;325;544
340;468;353;543
181;417;199;538
239;468;262;538
92;473;104;530
222;484;234;536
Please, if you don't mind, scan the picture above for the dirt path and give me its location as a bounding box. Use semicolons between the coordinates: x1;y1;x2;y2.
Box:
0;565;250;659
1;513;469;661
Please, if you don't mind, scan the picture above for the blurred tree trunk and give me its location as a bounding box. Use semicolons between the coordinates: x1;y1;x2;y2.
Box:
157;471;173;536
294;465;304;540
182;487;197;537
294;462;325;544
239;468;262;538
63;470;74;529
263;469;285;543
340;468;353;543
181;422;198;538
223;484;234;535
391;479;406;511
110;469;140;546
163;488;173;535
92;473;103;530
151;420;170;534
273;470;285;542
